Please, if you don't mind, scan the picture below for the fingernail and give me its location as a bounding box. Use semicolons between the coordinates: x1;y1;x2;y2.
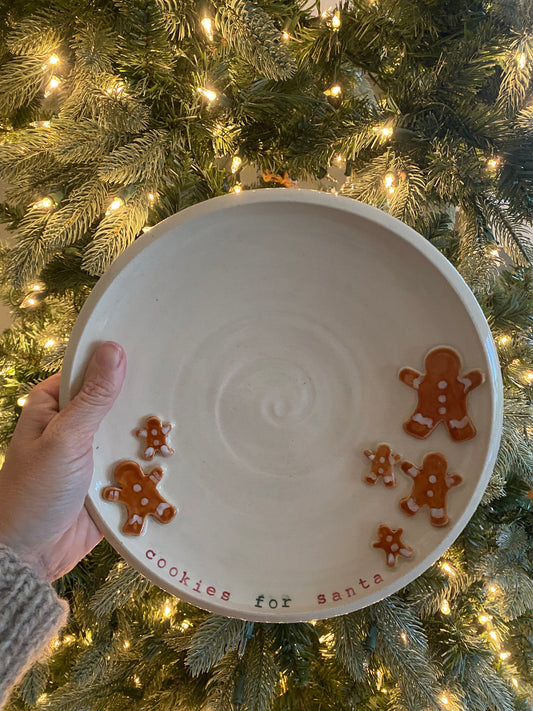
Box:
95;342;123;369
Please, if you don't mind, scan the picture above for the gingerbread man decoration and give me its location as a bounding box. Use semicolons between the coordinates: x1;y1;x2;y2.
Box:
399;346;484;441
363;443;401;487
399;452;462;527
102;460;177;536
136;416;174;460
373;524;414;567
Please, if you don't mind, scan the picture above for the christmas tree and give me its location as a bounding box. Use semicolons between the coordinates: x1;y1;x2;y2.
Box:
1;0;533;708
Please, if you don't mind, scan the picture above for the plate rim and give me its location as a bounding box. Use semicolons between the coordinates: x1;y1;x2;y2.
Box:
60;188;504;621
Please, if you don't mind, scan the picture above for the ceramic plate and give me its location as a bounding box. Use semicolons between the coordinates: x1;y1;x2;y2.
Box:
60;189;503;622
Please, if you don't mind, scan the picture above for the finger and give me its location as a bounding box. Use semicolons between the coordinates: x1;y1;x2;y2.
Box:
15;372;62;438
53;342;126;441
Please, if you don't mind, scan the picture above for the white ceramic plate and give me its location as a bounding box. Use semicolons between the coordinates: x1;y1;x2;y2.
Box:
60;189;503;622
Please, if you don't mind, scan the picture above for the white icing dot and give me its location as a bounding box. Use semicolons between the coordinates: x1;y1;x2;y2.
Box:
379;457;385;463
429;475;437;483
438;395;447;403
151;428;158;435
391;543;399;552
427;490;434;497
140;497;149;506
438;407;446;415
378;468;384;474
438;380;448;389
153;439;160;446
386;535;393;542
133;484;142;492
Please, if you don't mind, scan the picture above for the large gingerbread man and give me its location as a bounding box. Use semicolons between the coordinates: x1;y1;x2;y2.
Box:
102;460;177;535
399;346;484;441
399;452;462;527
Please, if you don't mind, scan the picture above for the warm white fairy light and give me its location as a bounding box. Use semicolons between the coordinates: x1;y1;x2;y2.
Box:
180;619;192;631
197;87;217;103
33;197;53;209
124;640;130;649
487;157;500;169
17;395;28;407
49;54;59;65
440;599;451;615
134;676;141;687
147;192;155;201
106;197;123;214
400;632;408;644
511;677;519;688
489;585;497;593
479;614;491;624
49;76;60;89
518;53;526;69
440;562;455;576
440;695;449;705
37;694;48;705
30;120;51;128
499;335;510;344
201;17;213;40
45;339;55;348
490;248;500;256
232;183;242;193
162;600;172;618
489;630;499;643
231;156;242;173
282;31;290;40
142;226;152;233
329;85;342;96
332;14;341;28
500;651;511;660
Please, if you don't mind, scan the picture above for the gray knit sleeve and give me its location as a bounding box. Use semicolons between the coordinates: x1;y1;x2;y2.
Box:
0;545;68;708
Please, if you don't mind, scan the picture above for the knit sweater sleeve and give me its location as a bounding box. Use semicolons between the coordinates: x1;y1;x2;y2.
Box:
0;545;68;709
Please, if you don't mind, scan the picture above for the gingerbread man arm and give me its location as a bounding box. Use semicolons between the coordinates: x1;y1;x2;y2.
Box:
398;367;423;389
460;369;484;393
364;449;375;461
446;472;463;489
102;486;126;502
400;460;419;479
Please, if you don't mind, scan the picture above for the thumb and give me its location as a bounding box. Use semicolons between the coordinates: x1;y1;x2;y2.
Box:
59;341;126;440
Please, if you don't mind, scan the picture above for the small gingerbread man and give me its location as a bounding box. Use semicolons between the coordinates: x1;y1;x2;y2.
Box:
136;416;174;460
373;524;414;567
399;452;462;527
363;443;401;487
102;460;177;535
399;346;484;441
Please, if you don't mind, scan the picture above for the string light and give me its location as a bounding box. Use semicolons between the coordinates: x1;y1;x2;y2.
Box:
489;630;499;643
329;85;342;96
487;157;500;169
440;562;456;576
180;619;192;631
384;172;397;192
511;677;519;688
124;640;130;649
518;53;526;69
44;339;55;348
133;676;141;687
197;87;217;103
33;197;53;209
29;120;51;128
479;614;491;624
231;156;242;173
373;123;393;138
440;695;449;705
17;395;28;407
48;54;59;65
332;13;341;29
282;31;290;40
147;192;155;201
440;599;451;615
48;76;61;89
500;651;511;660
106;197;123;214
489;585;497;593
401;632;408;643
37;694;48;705
201;17;213;40
162;600;172;618
232;183;242;193
142;226;152;233
526;372;533;382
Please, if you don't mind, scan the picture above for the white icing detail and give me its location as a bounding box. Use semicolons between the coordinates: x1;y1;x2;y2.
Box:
140;497;149;506
427;490;434;497
407;498;419;512
151;428;158;435
144;447;155;458
129;514;143;525
387;553;395;566
160;445;172;456
438;380;448;389
408;466;419;477
438;407;446;415
413;412;433;427
108;489;119;500
161;425;171;434
400;548;413;557
429;475;437;483
449;416;468;429
458;376;472;391
384;476;393;483
446;476;458;487
368;454;375;460
438;395;447;403
138;429;147;437
133;484;142;492
379;457;385;463
367;472;377;481
430;508;445;519
153;439;160;446
378;467;384;474
412;374;424;389
157;502;170;516
391;543;399;552
386;535;393;542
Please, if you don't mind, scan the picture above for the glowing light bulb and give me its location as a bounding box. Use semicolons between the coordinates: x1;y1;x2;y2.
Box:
489;585;497;593
487;158;500;169
163;601;172;618
330;85;342;96
282;31;290;40
384;172;396;189
180;619;192;631
231;156;242;173
37;694;48;705
17;395;28;407
440;695;449;705
440;599;451;615
490;248;499;256
201;17;213;40
134;676;141;687
332;14;341;28
489;630;499;642
45;339;55;348
526;372;533;382
401;632;408;643
441;562;455;576
49;76;60;89
49;54;59;65
147;192;155;201
232;184;242;193
499;335;510;344
124;640;130;649
142;226;152;233
479;615;490;624
500;651;511;660
197;87;217;102
511;677;518;688
34;197;53;209
106;197;123;214
518;54;526;69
